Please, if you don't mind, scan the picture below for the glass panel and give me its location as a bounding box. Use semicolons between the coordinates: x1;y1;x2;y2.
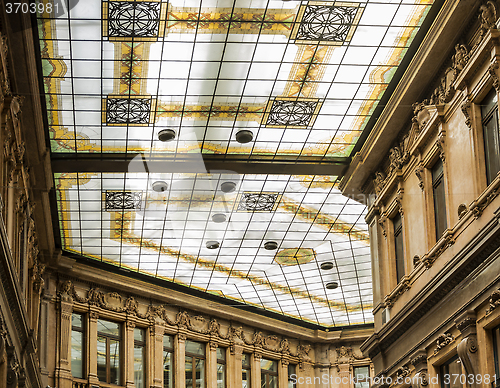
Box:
261;373;267;388
288;364;296;388
97;319;120;337
440;356;462;388
242;354;251;367
134;327;145;342
268;375;277;388
216;348;225;361
164;350;173;388
72;313;83;329
242;369;250;388
261;359;277;372
134;344;145;388
481;89;498;116
97;336;107;382
109;339;121;385
432;159;447;239
195;359;205;388
164;335;173;350
186;340;205;356
217;363;225;388
185;357;193;388
484;109;500;184
354;366;370;388
394;214;404;282
71;329;83;378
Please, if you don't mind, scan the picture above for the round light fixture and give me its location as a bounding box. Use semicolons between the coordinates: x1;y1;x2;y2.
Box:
325;282;339;290
235;130;253;144
264;241;278;250
152;181;168;192
212;213;227;223
320;262;334;270
206;241;220;249
158;129;176;142
220;181;237;193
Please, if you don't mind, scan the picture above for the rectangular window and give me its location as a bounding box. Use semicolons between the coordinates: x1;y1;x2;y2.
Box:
242;353;251;388
163;335;174;388
71;313;84;379
97;319;121;385
482;88;500;184
288;364;296;388
432;158;447;239
393;213;404;283
134;328;146;388
353;366;370;388
261;358;278;388
440;355;461;388
493;325;500;388
216;347;226;388
185;340;205;388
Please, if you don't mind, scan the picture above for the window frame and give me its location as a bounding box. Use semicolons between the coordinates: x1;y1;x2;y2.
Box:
185;340;206;388
493;324;500;388
481;88;500;184
242;353;251;388
392;212;405;283
71;312;85;379
216;347;226;388
133;327;146;388
439;354;461;388
261;358;278;388
163;335;174;388
287;364;296;388
353;365;370;388
96;318;122;386
432;158;447;240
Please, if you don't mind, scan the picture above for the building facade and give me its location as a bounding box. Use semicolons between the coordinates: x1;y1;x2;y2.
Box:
340;0;500;387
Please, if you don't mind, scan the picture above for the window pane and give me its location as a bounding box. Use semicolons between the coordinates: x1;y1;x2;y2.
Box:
261;372;267;388
261;359;277;372
186;357;193;388
164;350;173;388
288;364;296;388
134;327;145;342
195;359;205;388
164;335;173;350
217;363;225;388
186;340;205;356
97;319;120;336
71;329;83;378
72;313;83;329
242;369;250;388
432;159;447;239
134;344;145;388
216;347;225;361
268;375;277;388
394;213;404;282
97;336;107;382
109;339;121;385
242;354;251;367
493;326;500;385
484;110;500;183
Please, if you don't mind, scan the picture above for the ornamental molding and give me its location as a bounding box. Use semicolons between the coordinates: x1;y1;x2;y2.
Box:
58;280;308;358
383;277;411;309
433;332;454;355
335;345;366;362
486;288;500;314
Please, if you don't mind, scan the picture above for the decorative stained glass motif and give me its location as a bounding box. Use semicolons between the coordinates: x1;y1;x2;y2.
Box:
274;248;316;266
105;191;143;211
107;1;162;39
264;98;321;128
106;98;151;125
236;193;281;212
292;2;364;45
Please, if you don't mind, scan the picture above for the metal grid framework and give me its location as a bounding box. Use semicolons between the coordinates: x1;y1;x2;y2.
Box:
36;0;435;326
55;172;371;326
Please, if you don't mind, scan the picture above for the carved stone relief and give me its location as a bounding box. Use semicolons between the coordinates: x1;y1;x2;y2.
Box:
433;332;454;355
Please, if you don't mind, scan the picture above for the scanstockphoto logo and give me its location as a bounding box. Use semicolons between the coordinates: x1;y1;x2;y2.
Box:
7;0;80;30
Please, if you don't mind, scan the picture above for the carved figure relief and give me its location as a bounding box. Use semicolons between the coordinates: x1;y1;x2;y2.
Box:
433;332;454;354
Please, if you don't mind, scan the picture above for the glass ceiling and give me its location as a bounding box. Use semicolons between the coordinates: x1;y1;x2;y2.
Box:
37;0;434;326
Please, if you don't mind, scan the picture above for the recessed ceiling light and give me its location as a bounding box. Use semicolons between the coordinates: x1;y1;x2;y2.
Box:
206;241;220;249
320;262;334;270
264;241;278;250
152;181;168;192
212;213;227;223
220;181;236;193
235;130;253;144
158;129;176;142
325;282;339;290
